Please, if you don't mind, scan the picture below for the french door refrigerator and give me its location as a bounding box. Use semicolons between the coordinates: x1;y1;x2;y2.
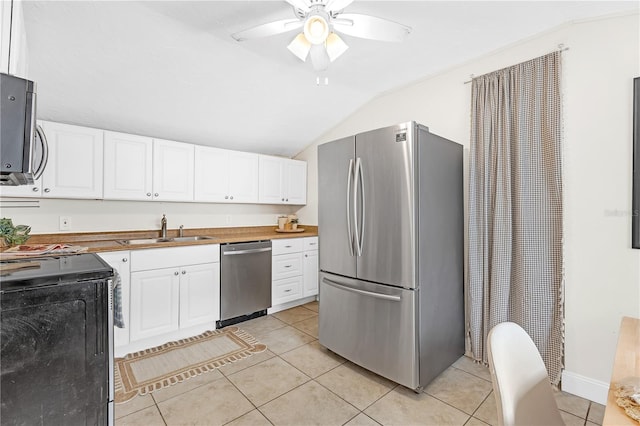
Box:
318;121;464;391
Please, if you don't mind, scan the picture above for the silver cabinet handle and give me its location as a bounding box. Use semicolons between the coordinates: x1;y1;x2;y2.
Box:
154;193;159;197
44;188;51;193
32;187;39;192
174;271;179;276
285;245;292;248
323;278;401;302
281;198;285;202
284;265;292;268
122;258;128;263
286;198;289;202
284;289;292;293
305;254;308;258
182;270;186;275
230;196;234;200
225;196;229;199
146;192;152;197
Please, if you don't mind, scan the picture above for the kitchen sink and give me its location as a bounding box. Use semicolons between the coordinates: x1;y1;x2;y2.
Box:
171;236;218;242
118;236;217;245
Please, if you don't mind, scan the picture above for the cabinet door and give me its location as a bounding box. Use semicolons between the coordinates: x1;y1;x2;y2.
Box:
284;159;307;205
258;155;284;204
153;139;194;202
130;268;180;341
40;121;104;199
103;131;153;200
194;146;230;202
179;263;220;328
1;0;28;77
303;250;319;297
228;151;259;203
98;251;131;348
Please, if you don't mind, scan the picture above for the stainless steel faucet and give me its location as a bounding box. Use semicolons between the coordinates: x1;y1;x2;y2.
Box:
161;214;167;239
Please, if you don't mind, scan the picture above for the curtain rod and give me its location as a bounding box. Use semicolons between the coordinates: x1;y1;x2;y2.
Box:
463;44;569;85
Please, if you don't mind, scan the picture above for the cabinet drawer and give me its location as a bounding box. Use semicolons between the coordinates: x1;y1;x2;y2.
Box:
304;237;318;251
272;276;303;304
272;253;303;280
272;238;304;255
131;244;220;271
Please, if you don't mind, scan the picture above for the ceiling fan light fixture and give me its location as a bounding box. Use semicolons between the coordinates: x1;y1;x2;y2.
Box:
287;33;311;61
325;32;348;62
304;11;330;44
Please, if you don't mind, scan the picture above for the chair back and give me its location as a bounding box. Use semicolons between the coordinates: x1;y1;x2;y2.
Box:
487;322;564;426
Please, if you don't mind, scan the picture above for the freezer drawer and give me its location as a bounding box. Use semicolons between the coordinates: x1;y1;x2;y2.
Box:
318;272;418;389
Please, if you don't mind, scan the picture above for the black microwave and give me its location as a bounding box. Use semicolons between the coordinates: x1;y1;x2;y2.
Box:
0;73;48;185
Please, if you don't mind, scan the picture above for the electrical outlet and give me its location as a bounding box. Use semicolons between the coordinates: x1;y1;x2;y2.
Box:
59;216;71;231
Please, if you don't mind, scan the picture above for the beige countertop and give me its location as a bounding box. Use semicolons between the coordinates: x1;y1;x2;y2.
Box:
1;225;318;257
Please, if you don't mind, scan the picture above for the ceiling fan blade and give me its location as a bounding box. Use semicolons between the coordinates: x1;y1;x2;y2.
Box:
325;0;354;13
232;19;303;41
333;14;411;42
285;0;310;13
309;44;330;71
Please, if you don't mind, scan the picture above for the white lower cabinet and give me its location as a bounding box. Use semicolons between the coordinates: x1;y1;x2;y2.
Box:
303;237;318;297
97;251;131;349
130;268;181;341
179;263;221;328
272;237;318;306
128;245;220;347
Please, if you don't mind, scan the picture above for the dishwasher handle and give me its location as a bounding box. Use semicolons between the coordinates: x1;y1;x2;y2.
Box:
222;247;272;256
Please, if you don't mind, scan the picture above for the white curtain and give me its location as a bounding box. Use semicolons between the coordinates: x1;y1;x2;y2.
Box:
467;51;564;384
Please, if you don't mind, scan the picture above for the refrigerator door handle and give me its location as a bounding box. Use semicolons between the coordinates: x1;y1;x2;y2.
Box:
358;157;366;255
353;157;362;256
346;159;354;256
322;277;402;302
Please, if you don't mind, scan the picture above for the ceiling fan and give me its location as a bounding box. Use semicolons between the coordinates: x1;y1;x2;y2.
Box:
231;0;412;72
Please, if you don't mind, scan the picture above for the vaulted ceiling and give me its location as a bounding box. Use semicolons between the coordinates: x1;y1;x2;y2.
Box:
22;1;637;156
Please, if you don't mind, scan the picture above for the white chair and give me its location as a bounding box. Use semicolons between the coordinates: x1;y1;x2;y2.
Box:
487;322;565;426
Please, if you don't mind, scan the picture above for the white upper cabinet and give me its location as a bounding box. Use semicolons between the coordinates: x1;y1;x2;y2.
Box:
103;131;154;201
284;159;307;205
194;146;258;203
1;0;28;78
152;139;195;202
39;121;104;199
258;156;307;205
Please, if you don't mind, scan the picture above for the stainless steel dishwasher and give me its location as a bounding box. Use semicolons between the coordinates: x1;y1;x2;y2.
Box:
218;240;272;328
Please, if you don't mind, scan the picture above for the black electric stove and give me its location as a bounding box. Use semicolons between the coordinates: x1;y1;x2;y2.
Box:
0;253;114;425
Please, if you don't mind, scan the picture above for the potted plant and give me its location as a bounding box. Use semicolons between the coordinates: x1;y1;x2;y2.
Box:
0;218;31;248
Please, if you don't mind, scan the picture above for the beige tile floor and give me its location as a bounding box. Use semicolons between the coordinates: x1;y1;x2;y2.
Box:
116;302;605;426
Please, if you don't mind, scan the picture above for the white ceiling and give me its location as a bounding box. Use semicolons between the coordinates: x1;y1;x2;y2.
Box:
21;1;637;157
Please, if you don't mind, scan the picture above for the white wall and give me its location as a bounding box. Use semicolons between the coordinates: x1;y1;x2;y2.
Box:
295;11;640;404
4;199;297;234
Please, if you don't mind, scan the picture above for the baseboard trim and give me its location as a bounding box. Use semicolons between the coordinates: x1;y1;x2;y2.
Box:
561;370;609;405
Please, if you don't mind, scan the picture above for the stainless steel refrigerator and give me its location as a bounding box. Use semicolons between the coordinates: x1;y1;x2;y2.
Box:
318;121;464;391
